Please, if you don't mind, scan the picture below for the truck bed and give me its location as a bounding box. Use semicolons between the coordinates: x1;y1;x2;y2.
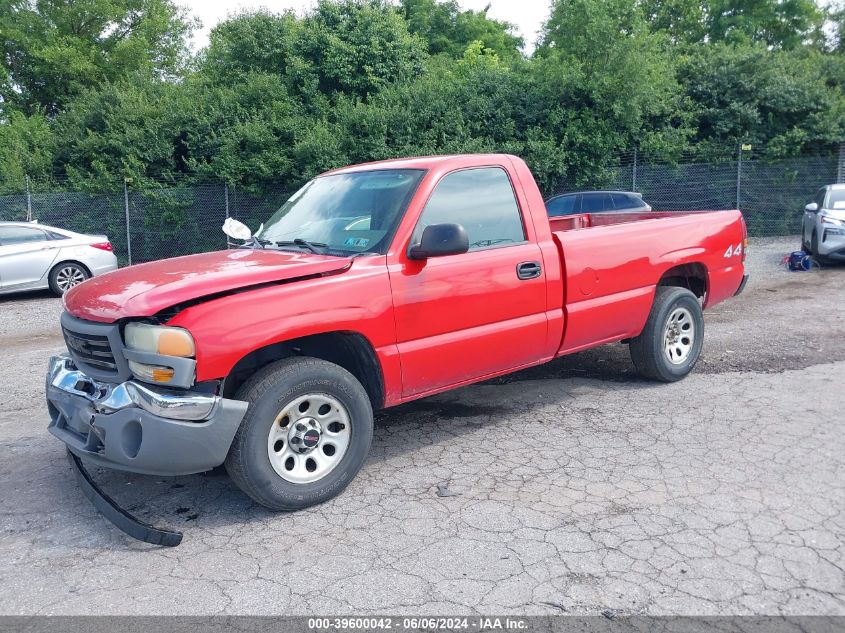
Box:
549;209;746;356
548;210;710;233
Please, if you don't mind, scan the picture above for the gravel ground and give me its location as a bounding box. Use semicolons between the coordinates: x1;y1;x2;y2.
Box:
0;237;843;616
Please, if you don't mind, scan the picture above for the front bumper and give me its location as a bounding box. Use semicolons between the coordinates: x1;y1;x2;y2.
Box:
46;355;247;476
818;227;845;260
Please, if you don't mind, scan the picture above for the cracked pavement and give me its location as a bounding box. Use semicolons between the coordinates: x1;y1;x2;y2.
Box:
0;237;843;616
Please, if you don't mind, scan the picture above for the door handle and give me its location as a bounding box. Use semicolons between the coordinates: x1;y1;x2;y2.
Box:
516;261;542;280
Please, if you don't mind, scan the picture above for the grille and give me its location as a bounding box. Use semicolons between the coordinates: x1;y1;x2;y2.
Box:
60;312;131;382
63;330;118;373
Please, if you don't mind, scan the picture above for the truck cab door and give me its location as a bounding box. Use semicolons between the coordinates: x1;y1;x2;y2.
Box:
388;167;548;399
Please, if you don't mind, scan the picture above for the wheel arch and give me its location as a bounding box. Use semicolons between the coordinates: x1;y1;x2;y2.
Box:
221;331;385;410
657;262;708;300
48;259;92;279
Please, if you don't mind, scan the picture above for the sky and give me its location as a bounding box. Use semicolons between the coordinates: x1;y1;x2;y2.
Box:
178;0;550;54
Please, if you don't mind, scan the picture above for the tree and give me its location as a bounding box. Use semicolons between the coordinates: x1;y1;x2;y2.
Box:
399;0;523;61
292;0;427;100
536;0;690;173
704;0;825;49
0;111;54;192
680;43;845;155
0;0;194;117
200;1;427;103
640;0;825;49
201;10;300;83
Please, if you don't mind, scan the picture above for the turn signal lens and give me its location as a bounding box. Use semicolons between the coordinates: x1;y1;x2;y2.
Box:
152;367;176;382
128;360;176;383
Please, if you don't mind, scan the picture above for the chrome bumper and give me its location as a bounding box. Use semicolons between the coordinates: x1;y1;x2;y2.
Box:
49;354;216;421
47;355;248;477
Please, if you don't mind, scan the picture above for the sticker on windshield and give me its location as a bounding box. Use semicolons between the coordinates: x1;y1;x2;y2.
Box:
344;237;370;248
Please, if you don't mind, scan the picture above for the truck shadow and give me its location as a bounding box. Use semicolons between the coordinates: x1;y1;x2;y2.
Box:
66;344;658;542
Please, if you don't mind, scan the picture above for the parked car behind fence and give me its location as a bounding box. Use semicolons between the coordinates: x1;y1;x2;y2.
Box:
546;191;652;216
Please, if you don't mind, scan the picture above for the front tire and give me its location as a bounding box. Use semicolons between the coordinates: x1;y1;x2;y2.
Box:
629;286;704;382
225;357;373;511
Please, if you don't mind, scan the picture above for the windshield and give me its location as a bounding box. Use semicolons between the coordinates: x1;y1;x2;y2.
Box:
828;189;845;210
261;169;425;255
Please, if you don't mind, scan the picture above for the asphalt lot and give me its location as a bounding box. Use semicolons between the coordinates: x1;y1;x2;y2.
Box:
1;237;843;616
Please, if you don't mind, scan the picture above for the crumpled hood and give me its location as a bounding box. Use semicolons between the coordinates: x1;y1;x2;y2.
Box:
64;249;351;323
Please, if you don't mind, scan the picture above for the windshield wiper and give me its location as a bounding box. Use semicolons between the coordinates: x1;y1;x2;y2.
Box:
273;239;328;254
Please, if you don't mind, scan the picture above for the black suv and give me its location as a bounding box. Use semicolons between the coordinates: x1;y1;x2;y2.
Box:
546;191;651;216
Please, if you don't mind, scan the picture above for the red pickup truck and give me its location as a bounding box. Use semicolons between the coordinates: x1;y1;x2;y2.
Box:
48;154;747;519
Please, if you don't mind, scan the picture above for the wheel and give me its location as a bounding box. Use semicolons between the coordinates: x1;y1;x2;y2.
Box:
629;286;704;382
225;357;373;511
49;262;89;296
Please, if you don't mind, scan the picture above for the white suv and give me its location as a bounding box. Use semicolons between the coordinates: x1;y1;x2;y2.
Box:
802;184;845;263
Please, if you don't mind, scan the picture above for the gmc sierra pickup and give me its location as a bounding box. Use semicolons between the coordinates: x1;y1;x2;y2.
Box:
48;154;747;522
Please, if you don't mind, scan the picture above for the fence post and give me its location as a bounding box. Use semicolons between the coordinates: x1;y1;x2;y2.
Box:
25;175;32;222
632;147;637;192
123;178;133;265
224;182;232;249
224;182;230;219
838;141;845;184
736;145;742;211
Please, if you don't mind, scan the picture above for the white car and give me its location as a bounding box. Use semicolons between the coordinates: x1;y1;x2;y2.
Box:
0;222;119;296
802;184;845;263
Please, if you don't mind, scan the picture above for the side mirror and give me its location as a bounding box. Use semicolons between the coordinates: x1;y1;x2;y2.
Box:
805;202;819;213
222;218;253;240
223;219;264;243
409;223;469;260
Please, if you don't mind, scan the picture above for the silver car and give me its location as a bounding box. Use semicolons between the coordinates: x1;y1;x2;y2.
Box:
802;184;845;263
0;222;118;296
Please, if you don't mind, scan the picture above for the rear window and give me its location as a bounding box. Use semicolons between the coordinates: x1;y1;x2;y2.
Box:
547;195;577;216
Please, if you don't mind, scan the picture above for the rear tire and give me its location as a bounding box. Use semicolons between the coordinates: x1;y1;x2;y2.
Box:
630;286;704;382
225;357;373;511
48;262;89;296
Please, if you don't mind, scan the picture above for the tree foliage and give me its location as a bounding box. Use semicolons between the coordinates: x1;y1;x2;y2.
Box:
399;0;523;61
0;0;843;197
0;0;194;116
640;0;825;48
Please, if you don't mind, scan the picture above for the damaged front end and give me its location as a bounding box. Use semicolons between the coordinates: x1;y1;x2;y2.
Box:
47;354;248;546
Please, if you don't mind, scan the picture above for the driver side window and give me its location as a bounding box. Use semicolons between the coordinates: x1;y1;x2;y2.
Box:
412;167;525;250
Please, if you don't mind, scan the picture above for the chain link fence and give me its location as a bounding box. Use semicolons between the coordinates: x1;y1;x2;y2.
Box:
1;145;843;265
548;145;845;236
0;183;293;266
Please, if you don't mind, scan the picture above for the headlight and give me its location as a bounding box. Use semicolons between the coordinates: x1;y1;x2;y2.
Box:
124;323;195;357
124;323;195;384
821;215;844;227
